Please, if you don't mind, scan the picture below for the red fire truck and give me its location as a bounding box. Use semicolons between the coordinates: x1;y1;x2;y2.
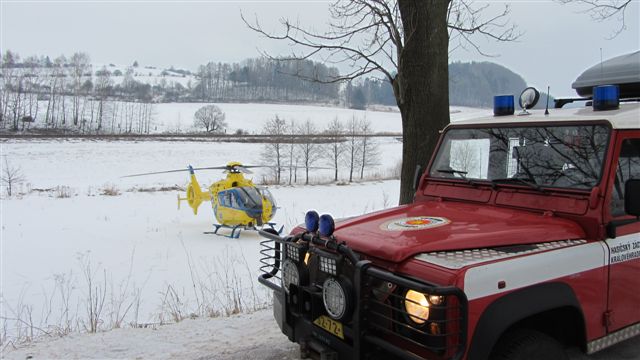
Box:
258;53;640;359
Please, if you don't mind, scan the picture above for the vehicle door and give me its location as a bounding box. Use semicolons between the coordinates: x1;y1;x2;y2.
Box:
604;132;640;332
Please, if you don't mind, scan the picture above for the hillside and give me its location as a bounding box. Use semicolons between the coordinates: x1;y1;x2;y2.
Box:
449;61;527;107
1;51;542;114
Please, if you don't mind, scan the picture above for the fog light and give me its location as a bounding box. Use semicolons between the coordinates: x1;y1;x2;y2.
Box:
323;277;347;319
405;290;430;324
281;259;299;293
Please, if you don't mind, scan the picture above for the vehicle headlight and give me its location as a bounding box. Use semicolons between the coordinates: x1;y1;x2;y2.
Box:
323;277;347;319
281;259;299;293
404;290;430;324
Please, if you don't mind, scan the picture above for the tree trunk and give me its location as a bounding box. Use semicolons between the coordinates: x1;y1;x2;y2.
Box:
396;0;450;205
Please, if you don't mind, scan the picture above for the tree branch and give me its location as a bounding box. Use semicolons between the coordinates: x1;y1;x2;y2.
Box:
556;0;632;38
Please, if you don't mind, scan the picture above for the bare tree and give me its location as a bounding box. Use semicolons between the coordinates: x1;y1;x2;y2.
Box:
557;0;633;37
298;119;321;185
193;104;227;133
324;117;346;181
359;118;379;179
1;156;26;196
94;66;113;133
261;115;288;184
345;116;361;182
244;0;518;204
450;141;477;175
286;119;300;185
69;52;91;127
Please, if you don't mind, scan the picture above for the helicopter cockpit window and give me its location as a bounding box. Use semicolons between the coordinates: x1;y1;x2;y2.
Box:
259;187;276;207
234;187;263;209
229;192;239;208
218;192;231;207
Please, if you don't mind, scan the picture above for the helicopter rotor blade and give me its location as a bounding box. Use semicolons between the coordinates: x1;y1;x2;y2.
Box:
121;168;191;178
236;166;253;174
122;163;329;178
241;165;332;170
190;166;232;171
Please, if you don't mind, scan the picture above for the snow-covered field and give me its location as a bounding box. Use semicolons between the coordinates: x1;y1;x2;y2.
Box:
1;136;402;340
149;103;488;134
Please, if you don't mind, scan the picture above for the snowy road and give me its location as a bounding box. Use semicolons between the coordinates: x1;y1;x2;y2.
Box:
3;308;639;360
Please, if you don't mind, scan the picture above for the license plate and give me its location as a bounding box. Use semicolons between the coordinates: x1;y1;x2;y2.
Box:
313;315;344;339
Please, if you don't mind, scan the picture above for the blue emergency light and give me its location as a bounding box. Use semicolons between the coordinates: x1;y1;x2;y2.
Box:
494;95;515;116
305;210;319;232
592;85;619;111
319;214;335;237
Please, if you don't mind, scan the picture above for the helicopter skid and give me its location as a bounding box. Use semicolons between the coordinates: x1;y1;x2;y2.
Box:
204;223;283;239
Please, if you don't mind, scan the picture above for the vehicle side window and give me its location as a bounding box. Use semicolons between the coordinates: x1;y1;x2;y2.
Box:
230;191;240;208
611;138;640;217
218;193;228;207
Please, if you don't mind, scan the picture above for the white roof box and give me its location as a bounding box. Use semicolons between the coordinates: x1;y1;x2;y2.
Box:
572;50;640;98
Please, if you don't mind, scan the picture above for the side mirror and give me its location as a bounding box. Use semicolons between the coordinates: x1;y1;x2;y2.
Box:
625;179;640;217
413;165;423;192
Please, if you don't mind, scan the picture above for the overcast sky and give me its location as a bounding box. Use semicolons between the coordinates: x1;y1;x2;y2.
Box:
1;0;638;98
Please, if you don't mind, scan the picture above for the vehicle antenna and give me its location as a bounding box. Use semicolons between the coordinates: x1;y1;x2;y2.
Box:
544;86;550;116
600;48;604;79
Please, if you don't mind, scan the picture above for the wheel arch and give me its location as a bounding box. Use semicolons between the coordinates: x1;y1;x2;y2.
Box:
466;282;586;360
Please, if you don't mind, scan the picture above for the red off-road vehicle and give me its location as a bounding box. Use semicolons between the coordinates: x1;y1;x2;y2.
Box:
258;54;640;359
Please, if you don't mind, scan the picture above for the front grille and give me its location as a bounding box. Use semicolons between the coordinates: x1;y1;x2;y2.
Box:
258;231;468;360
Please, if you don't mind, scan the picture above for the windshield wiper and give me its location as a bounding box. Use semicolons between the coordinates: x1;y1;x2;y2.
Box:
491;177;546;193
436;169;479;186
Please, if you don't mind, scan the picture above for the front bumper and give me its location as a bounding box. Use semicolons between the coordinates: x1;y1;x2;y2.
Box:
258;231;468;360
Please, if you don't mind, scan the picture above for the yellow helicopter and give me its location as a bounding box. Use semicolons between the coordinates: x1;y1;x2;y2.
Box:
125;162;280;238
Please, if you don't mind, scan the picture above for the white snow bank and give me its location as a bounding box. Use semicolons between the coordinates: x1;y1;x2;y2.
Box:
3;306;638;360
2;308;298;360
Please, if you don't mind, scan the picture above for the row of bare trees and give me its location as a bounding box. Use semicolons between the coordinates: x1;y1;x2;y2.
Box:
260;115;380;185
194;58;341;103
0;51;155;134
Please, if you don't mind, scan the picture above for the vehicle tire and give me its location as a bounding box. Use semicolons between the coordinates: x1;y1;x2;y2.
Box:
489;328;568;360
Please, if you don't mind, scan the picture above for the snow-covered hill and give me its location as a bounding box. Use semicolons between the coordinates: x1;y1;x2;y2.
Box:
94;62;196;88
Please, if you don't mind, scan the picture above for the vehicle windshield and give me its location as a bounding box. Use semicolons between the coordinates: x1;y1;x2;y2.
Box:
429;124;610;190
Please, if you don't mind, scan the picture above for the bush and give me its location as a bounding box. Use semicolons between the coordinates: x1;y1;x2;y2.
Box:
101;184;121;196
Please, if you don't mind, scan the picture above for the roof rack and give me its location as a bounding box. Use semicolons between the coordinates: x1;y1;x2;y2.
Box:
554;96;640;109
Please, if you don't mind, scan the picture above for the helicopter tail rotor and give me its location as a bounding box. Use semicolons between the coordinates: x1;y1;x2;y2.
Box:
176;170;211;215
